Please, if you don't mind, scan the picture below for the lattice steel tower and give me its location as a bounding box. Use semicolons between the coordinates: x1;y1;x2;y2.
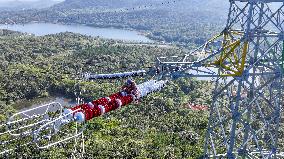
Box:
157;0;284;158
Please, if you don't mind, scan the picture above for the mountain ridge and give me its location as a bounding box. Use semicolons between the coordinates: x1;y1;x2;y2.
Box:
0;0;62;10
51;0;229;13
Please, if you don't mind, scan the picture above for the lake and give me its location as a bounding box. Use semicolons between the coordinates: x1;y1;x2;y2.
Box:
0;23;153;43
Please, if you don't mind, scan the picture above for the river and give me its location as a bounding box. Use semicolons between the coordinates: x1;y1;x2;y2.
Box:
0;23;153;43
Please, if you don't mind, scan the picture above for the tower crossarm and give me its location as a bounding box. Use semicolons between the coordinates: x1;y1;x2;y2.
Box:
157;30;251;78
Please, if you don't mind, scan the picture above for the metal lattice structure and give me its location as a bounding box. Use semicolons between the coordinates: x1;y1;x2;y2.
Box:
157;0;284;158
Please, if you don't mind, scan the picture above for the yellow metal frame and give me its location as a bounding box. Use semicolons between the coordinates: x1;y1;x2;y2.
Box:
204;32;248;77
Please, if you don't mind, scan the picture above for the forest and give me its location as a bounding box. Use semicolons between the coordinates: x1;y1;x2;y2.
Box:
0;31;212;158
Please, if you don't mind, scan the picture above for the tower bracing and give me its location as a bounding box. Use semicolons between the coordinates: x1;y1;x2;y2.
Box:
157;0;284;158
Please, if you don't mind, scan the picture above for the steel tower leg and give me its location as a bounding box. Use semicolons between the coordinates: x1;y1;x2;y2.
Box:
157;0;284;158
204;1;284;158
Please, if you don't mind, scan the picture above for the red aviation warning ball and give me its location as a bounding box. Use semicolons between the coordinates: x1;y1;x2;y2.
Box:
64;80;168;122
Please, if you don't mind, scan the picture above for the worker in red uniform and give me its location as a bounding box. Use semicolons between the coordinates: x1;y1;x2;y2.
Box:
121;79;140;102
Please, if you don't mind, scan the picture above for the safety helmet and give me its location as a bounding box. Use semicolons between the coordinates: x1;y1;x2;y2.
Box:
126;79;132;85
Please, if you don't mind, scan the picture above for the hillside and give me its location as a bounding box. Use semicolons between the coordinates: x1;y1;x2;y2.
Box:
0;0;62;11
52;0;228;11
51;0;229;17
52;0;137;10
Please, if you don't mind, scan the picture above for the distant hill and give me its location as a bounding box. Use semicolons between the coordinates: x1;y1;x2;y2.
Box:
0;0;62;11
51;0;173;10
52;0;229;14
48;0;230;24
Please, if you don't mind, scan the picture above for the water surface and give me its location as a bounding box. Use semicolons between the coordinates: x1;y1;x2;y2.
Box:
0;23;152;42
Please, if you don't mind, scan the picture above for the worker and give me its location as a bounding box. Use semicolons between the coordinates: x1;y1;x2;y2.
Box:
121;79;140;102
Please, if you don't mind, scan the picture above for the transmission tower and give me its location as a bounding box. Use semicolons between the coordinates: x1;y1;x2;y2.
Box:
157;0;284;158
